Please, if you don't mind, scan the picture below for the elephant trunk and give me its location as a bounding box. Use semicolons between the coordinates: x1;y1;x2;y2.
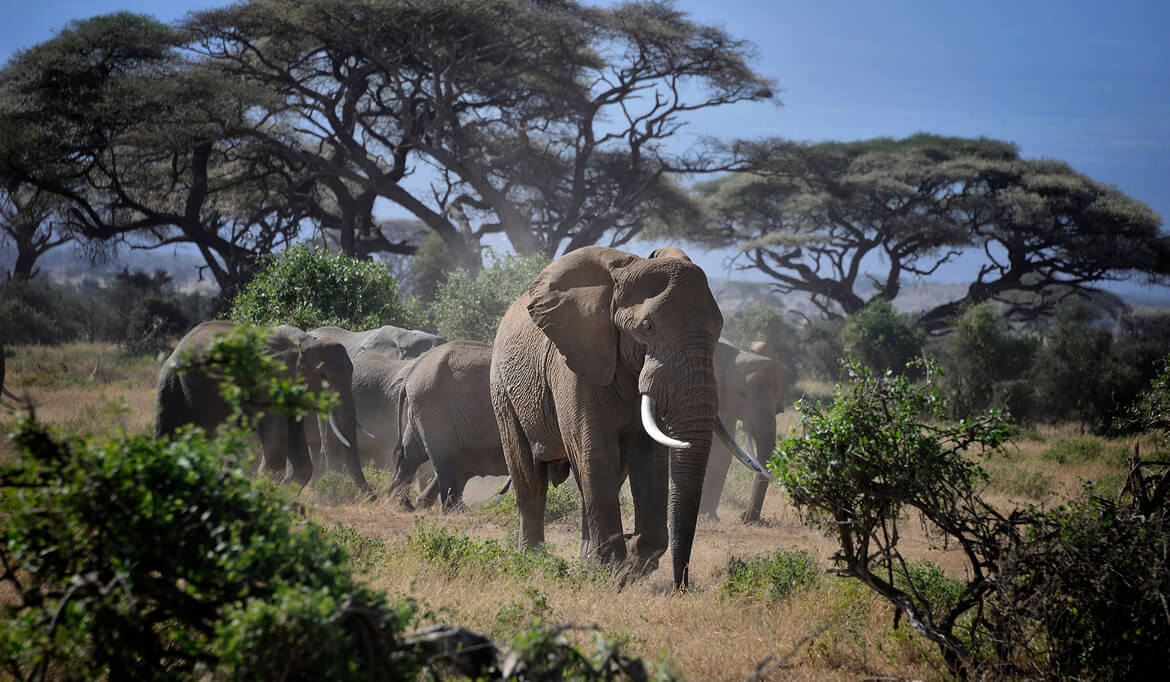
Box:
666;412;715;590
641;336;717;589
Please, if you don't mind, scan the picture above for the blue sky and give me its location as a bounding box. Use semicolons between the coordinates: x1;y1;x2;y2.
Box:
3;1;1169;297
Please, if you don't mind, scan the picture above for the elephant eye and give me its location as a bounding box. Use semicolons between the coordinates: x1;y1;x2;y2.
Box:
639;319;652;331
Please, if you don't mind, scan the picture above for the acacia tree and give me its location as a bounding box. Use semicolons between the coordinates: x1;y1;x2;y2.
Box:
0;182;72;282
691;134;1168;332
0;13;308;296
184;0;775;266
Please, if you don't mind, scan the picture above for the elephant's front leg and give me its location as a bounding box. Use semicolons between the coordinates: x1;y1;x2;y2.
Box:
563;426;627;564
624;434;668;581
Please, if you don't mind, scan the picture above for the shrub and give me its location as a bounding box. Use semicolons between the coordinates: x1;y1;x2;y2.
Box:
938;303;1039;419
123;295;189;356
429;251;550;342
719;548;822;601
776;354;1170;679
230;245;421;330
0;419;422;680
773;357;1013;676
0;279;89;344
840;298;926;376
993;478;1170;680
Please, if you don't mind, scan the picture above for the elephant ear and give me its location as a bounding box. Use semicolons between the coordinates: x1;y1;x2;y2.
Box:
647;246;692;262
527;246;639;385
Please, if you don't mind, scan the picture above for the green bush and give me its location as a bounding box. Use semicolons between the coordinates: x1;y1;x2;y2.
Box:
938;303;1039;419
841;299;926;376
429;251;550;342
124;295;189;356
230;245;421;330
719;548;822;601
0;279;89;344
0;420;421;680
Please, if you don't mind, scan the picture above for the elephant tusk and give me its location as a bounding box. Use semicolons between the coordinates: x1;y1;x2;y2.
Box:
358;421;376;439
715;418;775;480
328;413;353;449
640;394;691;449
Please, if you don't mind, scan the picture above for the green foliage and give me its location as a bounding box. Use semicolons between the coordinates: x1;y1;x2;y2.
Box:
799;318;847;381
0;419;421;680
1136;352;1170;449
938;303;1039;418
719;548;822;602
841;299;926;376
429;251;550;342
480;482;581;525
774;356;1014;675
124;295;190;356
405;520;607;585
994;481;1170;680
774;358;1009;534
894;562;963;616
230;245;420;331
0;280;89;344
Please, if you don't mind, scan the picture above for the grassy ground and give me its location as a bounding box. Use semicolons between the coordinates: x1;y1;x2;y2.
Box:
0;344;1142;680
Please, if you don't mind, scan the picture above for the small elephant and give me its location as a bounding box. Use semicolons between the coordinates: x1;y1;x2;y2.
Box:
304;325;447;475
490;246;764;588
700;339;787;522
388;341;547;510
155;322;368;493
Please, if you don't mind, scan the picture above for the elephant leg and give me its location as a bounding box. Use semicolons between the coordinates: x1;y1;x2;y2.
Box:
286;417;313;489
740;437;770;523
624;434;668;580
416;476;440;509
700;434;734;519
494;389;549;551
568;436;626;565
388;425;426;510
438;471;466;513
256;414;288;479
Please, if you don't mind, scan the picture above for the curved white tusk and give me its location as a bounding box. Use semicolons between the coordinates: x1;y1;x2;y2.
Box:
328;413;353;449
715;418;775;480
358;421;376;439
640;394;691;449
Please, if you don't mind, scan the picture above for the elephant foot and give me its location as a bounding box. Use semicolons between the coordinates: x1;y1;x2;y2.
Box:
388;489;415;512
739;510;764;524
582;531;627;566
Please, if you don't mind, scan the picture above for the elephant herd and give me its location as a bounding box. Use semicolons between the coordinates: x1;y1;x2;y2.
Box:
154;246;787;588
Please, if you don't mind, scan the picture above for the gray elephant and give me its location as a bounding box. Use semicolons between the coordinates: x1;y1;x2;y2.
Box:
304;325;447;474
389;342;510;509
700;339;787;522
490;246;765;589
155;322;368;493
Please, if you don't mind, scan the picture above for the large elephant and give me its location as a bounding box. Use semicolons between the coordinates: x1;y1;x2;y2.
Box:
700;339;786;522
304;325;447;474
389;342;513;509
490;246;764;588
155;322;368;493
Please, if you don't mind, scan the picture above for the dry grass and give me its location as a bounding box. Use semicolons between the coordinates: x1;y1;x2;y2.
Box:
1;342;1142;680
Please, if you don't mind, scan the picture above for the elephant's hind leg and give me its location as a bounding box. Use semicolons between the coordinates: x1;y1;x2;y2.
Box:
493;388;547;550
